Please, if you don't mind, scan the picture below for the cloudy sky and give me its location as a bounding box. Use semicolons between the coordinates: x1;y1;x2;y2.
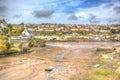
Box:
0;0;120;24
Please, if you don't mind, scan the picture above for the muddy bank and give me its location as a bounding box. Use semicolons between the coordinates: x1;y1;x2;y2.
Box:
46;42;120;48
0;42;120;80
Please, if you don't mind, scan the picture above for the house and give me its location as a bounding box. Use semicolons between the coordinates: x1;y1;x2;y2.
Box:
63;33;72;40
0;19;7;28
19;28;33;39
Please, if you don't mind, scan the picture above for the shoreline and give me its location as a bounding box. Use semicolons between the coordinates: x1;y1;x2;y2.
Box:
47;40;120;43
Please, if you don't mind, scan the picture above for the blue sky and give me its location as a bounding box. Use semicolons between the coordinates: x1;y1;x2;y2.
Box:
0;0;120;24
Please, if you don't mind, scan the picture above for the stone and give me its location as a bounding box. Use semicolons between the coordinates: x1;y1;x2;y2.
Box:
94;64;101;68
45;66;54;71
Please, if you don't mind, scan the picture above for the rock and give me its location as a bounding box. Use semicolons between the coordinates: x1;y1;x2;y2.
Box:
45;66;54;71
94;64;101;68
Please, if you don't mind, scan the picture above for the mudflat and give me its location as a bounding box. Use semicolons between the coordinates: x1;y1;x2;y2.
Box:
0;42;119;80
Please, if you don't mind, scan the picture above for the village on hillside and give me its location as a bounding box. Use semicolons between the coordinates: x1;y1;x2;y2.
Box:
0;19;120;42
0;18;120;55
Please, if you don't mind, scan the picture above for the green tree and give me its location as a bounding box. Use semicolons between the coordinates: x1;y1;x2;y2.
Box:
2;28;8;35
19;42;23;49
16;28;23;36
28;39;46;48
4;42;11;50
7;24;13;36
7;24;13;31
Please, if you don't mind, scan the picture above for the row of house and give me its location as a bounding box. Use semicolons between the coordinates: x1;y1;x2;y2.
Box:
1;18;120;42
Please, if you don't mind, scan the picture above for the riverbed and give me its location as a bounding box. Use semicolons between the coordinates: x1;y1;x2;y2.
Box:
0;42;119;80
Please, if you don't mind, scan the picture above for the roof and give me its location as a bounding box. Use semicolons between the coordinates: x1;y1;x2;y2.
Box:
26;29;33;34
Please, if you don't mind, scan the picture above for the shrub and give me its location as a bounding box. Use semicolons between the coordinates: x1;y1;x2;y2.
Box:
0;36;7;40
28;39;46;48
0;44;7;51
4;42;11;50
19;42;23;49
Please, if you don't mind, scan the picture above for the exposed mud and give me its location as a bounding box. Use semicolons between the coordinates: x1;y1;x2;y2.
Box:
0;42;119;80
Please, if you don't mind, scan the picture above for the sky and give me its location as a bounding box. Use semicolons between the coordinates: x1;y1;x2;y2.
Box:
0;0;120;24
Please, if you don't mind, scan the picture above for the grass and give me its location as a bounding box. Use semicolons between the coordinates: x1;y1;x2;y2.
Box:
94;69;114;76
10;47;20;51
10;44;20;51
69;69;120;80
0;36;7;40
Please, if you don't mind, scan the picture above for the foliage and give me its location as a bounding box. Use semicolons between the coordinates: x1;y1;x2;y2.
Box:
110;29;120;34
94;69;114;76
1;28;8;35
17;28;23;36
0;44;7;51
10;47;20;51
69;69;120;80
7;24;13;31
11;28;23;36
19;42;23;49
4;42;11;50
0;36;7;40
28;38;46;47
6;24;13;36
11;29;16;33
52;38;57;41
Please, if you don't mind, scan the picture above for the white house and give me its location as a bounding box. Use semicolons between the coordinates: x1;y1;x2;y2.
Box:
19;28;33;39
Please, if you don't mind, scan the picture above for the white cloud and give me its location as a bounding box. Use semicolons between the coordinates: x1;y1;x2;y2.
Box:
0;0;119;24
74;0;120;24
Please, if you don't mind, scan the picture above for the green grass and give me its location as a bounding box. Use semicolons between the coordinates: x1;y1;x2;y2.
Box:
69;69;120;80
94;69;114;76
10;47;20;51
0;36;7;40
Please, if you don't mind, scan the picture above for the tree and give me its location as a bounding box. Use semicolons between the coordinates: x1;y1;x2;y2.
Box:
28;39;46;48
7;24;13;36
7;24;13;31
16;27;22;36
20;22;24;25
1;28;8;35
4;42;11;50
19;42;23;49
110;29;120;34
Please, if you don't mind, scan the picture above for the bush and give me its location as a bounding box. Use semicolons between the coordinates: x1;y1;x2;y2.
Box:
0;44;7;51
0;36;7;40
28;39;46;48
4;42;11;50
19;42;23;49
10;47;20;51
